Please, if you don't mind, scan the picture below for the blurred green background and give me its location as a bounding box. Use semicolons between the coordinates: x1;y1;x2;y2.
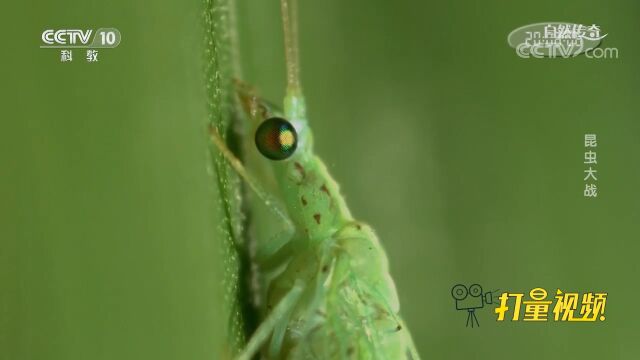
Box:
2;0;639;359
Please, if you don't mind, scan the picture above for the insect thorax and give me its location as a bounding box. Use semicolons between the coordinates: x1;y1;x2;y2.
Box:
273;154;353;241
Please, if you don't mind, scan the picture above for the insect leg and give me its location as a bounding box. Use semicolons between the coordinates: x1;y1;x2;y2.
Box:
235;280;306;360
210;125;294;231
267;301;295;359
256;236;295;272
290;251;337;358
248;245;336;360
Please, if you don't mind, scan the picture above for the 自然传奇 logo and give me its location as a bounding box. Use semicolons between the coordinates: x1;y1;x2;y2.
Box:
507;23;617;59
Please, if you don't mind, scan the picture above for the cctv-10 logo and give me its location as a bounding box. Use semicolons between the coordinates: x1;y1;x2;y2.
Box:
41;28;121;48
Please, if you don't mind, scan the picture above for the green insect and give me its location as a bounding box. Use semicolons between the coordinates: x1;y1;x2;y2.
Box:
211;0;421;358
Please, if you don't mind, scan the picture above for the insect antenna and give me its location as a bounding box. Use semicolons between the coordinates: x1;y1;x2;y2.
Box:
280;0;301;94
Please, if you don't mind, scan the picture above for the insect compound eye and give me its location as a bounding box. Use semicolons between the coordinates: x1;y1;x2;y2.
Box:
255;117;298;160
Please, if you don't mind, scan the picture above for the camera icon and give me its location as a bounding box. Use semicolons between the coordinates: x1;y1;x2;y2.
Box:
451;284;496;327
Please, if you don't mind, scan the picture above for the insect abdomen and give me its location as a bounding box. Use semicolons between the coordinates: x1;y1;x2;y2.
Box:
268;223;417;359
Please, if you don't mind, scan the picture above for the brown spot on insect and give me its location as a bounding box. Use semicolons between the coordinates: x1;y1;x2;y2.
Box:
376;304;389;313
313;213;321;224
396;324;403;332
321;264;329;273
294;162;306;179
319;183;336;208
301;196;308;206
356;224;362;230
